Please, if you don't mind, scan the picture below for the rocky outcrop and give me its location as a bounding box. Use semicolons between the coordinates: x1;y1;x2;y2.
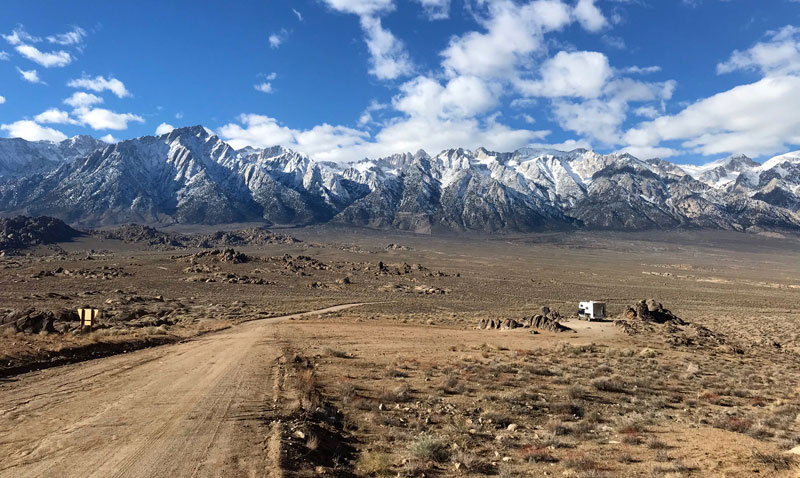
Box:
478;309;573;333
0;216;81;251
623;299;686;325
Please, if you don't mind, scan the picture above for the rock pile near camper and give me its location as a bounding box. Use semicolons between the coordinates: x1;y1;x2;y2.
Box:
615;299;739;352
623;299;686;325
478;309;573;333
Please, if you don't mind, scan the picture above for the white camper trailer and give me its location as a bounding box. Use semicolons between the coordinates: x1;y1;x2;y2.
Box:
578;301;606;321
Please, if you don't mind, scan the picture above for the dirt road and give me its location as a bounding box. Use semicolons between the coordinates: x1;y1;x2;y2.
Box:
0;303;367;478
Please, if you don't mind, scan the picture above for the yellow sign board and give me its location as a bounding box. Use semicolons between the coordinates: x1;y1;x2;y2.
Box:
77;308;100;331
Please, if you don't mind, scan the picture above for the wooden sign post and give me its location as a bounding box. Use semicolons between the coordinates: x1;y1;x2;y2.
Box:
78;308;100;333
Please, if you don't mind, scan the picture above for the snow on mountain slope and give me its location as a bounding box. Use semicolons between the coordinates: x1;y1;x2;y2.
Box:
678;154;760;188
0;135;107;178
1;126;800;231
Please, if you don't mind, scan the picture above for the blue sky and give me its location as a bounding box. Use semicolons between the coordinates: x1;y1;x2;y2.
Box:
1;0;800;164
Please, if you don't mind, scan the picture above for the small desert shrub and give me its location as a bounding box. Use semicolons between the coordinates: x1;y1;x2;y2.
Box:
409;434;449;463
622;434;643;446
482;411;513;428
563;455;601;472
323;347;350;358
519;445;558;463
749;396;767;407
747;424;774;440
551;401;584;420
294;367;320;412
568;385;587;400
753;451;795;471
591;376;629;394
647;438;669;450
439;374;466;394
713;416;753;434
699;391;726;406
356;450;393;476
617;452;636;464
379;384;410;403
338;382;357;402
453;450;491;473
546;419;573;436
385;367;408;378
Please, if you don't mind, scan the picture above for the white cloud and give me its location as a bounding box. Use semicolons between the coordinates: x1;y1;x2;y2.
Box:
573;0;608;32
219;107;549;163
16;67;43;84
175;112;184;119
633;105;659;118
440;0;572;79
360;16;414;79
67;76;131;98
15;44;72;67
717;25;800;76
63;91;103;108
322;0;394;17
1;120;67;142
415;0;450;20
550;77;675;146
34;108;80;125
46;27;86;45
100;134;118;143
292;8;303;21
358;100;388;126
321;0;413;80
394;75;498;120
156;123;175;135
624;76;800;157
618;145;680;160
0;51;8;60
269;29;288;49
528;138;592;151
516;51;611;99
74;108;144;130
0;95;5;104
254;82;274;93
266;72;277;80
624;65;662;75
2;27;40;46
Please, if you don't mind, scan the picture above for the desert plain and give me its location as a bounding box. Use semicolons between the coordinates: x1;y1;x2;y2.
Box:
1;224;799;477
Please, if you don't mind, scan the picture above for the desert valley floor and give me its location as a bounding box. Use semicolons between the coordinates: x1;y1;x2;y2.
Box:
1;225;799;477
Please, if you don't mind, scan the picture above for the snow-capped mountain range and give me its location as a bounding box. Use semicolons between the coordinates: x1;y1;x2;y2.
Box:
1;125;799;232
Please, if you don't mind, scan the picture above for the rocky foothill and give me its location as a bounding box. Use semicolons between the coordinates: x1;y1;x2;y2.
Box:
95;224;300;249
0;216;81;252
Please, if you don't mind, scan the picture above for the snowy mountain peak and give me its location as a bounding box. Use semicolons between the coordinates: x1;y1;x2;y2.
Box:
1;129;800;232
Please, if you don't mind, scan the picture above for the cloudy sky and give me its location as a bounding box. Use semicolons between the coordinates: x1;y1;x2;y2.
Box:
1;0;799;164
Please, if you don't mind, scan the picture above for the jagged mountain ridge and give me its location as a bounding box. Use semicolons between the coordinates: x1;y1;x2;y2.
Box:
1;125;799;232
